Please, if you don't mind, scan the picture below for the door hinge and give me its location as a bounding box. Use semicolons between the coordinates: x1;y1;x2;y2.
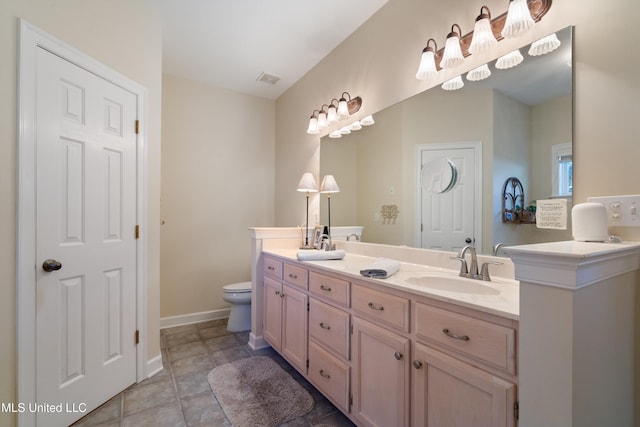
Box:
135;329;140;344
514;400;519;420
421;223;424;232
135;120;140;134
135;225;140;239
349;393;353;407
307;302;310;311
350;323;353;334
306;359;309;368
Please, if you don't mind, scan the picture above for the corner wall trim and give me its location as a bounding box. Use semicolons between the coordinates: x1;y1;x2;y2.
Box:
160;308;230;329
145;354;163;380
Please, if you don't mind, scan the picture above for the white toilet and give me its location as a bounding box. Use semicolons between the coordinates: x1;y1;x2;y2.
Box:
223;281;252;332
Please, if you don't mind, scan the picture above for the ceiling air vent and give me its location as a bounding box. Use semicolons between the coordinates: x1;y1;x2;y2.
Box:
257;72;280;85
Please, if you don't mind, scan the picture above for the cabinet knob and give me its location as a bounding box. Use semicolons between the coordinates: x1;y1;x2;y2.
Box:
319;322;331;330
368;302;384;311
274;290;280;296
413;360;423;369
394;351;403;360
320;285;332;292
319;369;331;379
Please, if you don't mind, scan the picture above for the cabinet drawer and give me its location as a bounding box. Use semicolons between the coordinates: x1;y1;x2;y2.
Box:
414;302;516;374
283;263;308;289
263;256;283;279
309;271;350;307
352;284;410;332
309;298;350;360
308;341;350;413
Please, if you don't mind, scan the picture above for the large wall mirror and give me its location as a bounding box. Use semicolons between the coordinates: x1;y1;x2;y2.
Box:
320;27;573;256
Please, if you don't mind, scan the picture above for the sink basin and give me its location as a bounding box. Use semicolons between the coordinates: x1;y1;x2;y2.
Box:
405;275;500;295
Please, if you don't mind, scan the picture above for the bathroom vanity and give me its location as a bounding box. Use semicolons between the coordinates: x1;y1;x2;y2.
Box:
255;231;519;427
249;227;640;427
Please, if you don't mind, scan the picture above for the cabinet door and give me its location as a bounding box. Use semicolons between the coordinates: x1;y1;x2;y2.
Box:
281;284;309;373
352;316;410;427
263;276;282;351
412;342;516;427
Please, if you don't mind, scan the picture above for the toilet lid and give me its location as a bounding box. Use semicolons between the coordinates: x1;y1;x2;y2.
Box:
223;282;252;292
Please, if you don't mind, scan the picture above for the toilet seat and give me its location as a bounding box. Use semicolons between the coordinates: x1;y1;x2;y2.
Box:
223;282;251;293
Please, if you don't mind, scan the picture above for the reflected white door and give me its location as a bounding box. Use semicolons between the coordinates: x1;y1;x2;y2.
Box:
36;47;138;426
419;145;480;252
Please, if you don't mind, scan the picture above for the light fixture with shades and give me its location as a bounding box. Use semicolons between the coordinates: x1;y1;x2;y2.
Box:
414;0;551;80
501;0;535;39
528;32;561;56
307;92;362;134
320;175;340;250
440;24;465;69
328;130;342;139
297;173;318;249
469;6;498;55
360;115;375;126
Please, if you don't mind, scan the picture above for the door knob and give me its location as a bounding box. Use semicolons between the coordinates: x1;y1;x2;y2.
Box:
465;237;472;244
42;259;62;272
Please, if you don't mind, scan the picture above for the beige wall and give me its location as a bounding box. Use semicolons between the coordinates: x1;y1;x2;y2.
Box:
160;75;275;318
0;1;162;425
275;0;640;243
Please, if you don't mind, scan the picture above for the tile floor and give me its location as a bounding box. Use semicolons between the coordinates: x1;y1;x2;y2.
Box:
71;319;356;427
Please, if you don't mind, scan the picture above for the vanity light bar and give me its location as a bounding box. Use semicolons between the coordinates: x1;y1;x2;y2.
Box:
417;0;552;75
307;92;362;135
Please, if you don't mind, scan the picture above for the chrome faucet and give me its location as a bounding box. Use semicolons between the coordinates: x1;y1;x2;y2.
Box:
452;245;502;281
346;233;360;241
456;245;479;278
492;242;506;256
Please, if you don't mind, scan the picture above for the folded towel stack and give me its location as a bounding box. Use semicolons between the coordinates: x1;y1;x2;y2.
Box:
296;249;346;261
360;258;401;279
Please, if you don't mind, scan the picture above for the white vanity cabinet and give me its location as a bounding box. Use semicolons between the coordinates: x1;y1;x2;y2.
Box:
261;253;518;427
262;258;308;374
411;300;518;427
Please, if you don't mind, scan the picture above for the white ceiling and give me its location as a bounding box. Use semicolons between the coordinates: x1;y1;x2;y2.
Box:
155;0;389;100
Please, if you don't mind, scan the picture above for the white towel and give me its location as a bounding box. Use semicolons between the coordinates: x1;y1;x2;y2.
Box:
296;249;346;261
360;258;401;279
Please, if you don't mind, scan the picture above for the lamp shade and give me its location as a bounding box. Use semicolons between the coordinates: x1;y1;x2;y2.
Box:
306;116;319;134
466;64;492;81
415;39;438;80
469;8;497;54
442;75;464;91
501;0;534;39
327;104;338;123
337;98;350;120
496;49;524;69
529;33;561;56
440;25;464;69
360;115;375;126
317;111;328;129
320;175;340;193
297;173;318;192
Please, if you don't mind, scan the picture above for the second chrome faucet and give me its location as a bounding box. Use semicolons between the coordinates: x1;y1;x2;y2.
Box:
453;245;501;281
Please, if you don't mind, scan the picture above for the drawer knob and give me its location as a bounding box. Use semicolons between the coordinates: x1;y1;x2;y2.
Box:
394;351;403;360
320;285;332;292
274;290;280;296
413;360;423;369
319;369;331;379
267;266;275;271
289;273;298;279
443;328;470;341
319;322;331;330
368;302;384;311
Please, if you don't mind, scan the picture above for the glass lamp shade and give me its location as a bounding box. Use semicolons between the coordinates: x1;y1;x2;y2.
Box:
441;75;464;91
327;105;338;123
350;120;362;131
320;175;340;194
501;0;534;39
360;115;375;126
317;111;328;129
337;98;350;120
339;126;351;135
466;64;492;81
306;116;319;134
328;130;342;139
441;26;464;69
469;16;497;54
297;172;318;192
415;48;437;80
496;49;524;69
529;33;561;56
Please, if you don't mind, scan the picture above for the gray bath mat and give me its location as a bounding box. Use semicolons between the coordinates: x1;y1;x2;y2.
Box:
207;356;313;426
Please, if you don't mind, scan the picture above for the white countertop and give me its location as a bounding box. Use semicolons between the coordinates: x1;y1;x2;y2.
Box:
264;248;520;320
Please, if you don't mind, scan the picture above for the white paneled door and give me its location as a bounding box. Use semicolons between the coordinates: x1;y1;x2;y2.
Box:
35;47;138;426
419;145;480;252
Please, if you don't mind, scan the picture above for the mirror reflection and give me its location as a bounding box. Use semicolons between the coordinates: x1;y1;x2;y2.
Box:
320;27;573;255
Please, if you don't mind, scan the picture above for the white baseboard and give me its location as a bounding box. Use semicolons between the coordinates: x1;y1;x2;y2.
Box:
160;308;230;329
145;353;164;379
249;332;270;350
